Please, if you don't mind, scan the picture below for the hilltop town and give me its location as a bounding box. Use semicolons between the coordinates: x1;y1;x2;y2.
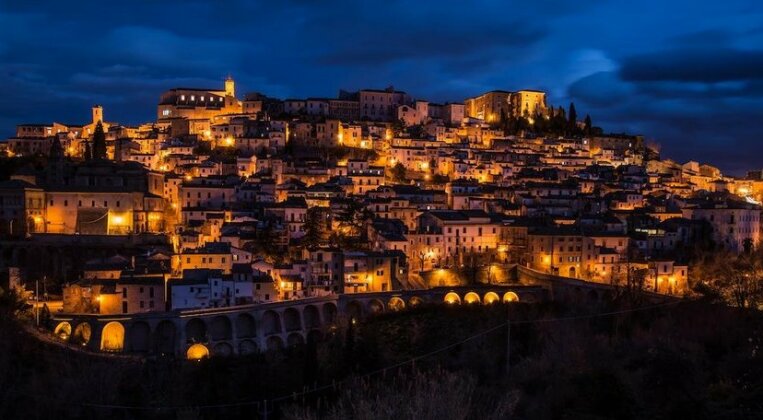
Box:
1;76;761;323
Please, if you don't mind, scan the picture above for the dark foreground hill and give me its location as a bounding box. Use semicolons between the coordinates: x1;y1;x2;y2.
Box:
1;295;762;419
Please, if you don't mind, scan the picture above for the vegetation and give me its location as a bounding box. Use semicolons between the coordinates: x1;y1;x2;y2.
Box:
3;294;762;419
691;242;763;309
499;102;605;138
0;154;48;181
302;207;329;249
91;121;107;160
391;162;407;182
245;219;285;264
329;199;374;250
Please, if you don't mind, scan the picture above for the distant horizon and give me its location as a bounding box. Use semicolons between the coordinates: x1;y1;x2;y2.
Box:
4;76;759;177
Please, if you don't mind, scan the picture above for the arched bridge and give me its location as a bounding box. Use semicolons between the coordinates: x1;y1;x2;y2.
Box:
49;284;547;359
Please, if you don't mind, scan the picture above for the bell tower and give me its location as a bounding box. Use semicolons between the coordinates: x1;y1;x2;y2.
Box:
224;75;235;97
92;105;103;125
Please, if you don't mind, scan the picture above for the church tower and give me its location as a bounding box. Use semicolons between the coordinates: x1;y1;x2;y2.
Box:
224;75;235;97
92;105;103;125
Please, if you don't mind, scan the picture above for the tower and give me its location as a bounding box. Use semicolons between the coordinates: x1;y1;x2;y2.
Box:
92;105;103;125
224;75;235;97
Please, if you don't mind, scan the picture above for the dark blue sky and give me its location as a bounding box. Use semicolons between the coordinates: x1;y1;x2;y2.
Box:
1;0;762;174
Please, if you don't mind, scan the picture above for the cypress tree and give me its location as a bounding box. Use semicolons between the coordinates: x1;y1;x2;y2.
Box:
91;121;107;160
303;207;325;249
568;102;578;134
584;114;592;135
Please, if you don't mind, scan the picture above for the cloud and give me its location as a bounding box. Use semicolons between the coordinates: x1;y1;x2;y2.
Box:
619;48;763;83
1;0;762;174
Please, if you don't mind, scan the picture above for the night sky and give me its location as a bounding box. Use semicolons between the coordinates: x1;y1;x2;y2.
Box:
1;0;762;174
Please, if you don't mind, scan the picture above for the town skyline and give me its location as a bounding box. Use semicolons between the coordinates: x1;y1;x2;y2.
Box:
4;73;761;177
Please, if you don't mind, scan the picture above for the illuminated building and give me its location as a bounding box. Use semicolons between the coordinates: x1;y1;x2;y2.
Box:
509;90;547;117
7;160;165;235
359;87;411;121
0;180;46;237
342;251;403;293
7;106;113;156
179;242;234;274
63;274;166;314
465;89;547;122
397;101;429;126
682;198;761;252
525;228;599;278
464;90;511;122
414;210;500;270
157;76;242;121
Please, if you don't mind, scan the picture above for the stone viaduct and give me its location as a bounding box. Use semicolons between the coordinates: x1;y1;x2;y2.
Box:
49;285;547;359
47;266;675;360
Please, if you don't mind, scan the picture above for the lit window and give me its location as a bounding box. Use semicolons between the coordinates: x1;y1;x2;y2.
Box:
162;109;171;116
181;95;185;100
201;96;205;101
191;95;195;101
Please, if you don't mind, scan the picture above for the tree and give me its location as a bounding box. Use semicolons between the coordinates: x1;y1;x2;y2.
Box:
84;141;92;161
407;124;426;139
247;220;283;264
0;286;29;318
691;245;763;309
568;102;578;135
336;199;373;248
302;207;327;249
584;114;592;135
391;162;407;182
458;250;484;285
91;121;107;160
392;118;406;134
